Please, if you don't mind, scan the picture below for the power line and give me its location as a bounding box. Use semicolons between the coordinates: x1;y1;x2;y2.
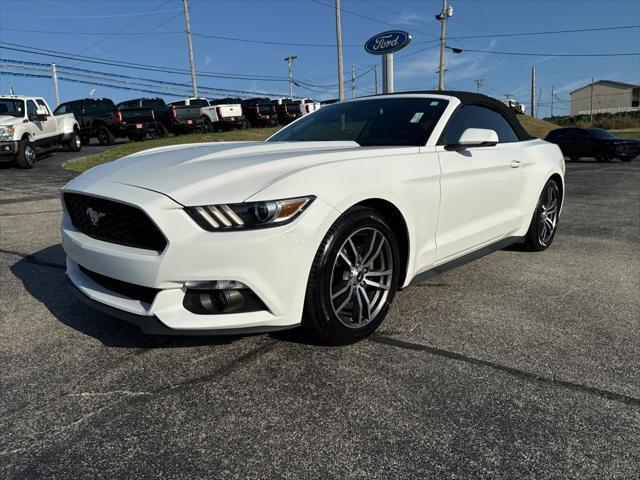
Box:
458;48;640;57
0;8;183;19
449;24;640;40
0;42;289;81
310;0;438;38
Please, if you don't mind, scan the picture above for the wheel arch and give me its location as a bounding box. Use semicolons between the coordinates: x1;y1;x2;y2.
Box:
549;172;564;209
350;198;411;289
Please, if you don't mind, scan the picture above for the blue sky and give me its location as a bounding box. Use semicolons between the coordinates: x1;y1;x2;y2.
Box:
0;0;638;118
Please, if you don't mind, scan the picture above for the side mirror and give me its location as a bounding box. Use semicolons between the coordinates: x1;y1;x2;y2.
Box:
446;128;498;151
36;108;48;121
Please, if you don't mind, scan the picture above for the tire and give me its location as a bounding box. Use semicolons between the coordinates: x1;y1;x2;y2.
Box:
15;137;37;169
154;122;168;138
80;136;91;146
303;207;400;345
67;130;81;152
203;117;213;133
523;179;561;252
96;126;115;146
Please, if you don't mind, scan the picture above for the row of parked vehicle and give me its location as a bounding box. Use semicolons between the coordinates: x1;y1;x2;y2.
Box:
52;96;322;146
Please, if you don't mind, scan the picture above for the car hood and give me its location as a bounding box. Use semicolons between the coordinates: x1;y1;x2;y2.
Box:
73;141;408;205
0;115;20;126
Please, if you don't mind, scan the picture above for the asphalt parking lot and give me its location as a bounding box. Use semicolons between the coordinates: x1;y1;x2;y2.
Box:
1;154;638;479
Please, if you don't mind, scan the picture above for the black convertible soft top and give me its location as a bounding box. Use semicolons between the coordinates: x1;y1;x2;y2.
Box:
389;90;534;141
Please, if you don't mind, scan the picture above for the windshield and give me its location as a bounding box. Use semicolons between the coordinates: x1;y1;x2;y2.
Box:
589;128;615;139
268;97;448;146
0;99;25;117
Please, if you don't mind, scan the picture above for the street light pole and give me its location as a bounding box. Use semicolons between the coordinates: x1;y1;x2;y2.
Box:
284;55;298;99
335;0;345;101
182;0;198;98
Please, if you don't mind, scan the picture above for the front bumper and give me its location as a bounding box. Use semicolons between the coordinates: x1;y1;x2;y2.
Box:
61;179;338;334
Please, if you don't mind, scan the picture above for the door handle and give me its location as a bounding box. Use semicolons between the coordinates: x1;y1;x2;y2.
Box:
511;160;523;168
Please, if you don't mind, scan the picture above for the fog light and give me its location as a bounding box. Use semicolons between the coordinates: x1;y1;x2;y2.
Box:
182;281;267;315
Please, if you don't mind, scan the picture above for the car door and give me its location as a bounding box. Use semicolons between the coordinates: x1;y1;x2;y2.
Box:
35;99;59;143
435;104;527;262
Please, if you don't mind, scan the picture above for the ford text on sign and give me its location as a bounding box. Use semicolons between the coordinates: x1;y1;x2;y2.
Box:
364;30;412;55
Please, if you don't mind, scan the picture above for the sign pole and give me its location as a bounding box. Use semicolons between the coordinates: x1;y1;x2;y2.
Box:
382;54;394;93
364;30;410;94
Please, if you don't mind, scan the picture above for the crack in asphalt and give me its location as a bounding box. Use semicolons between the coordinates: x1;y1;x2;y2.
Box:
0;209;62;217
0;195;61;205
0;248;65;270
369;334;640;408
0;339;279;463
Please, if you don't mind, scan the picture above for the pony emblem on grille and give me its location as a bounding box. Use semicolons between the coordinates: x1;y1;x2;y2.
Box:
86;207;106;226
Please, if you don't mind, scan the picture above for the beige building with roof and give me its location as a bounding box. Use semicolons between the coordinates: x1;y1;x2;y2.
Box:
570;80;639;115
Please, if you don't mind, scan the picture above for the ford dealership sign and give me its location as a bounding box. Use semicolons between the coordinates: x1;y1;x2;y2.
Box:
364;30;412;55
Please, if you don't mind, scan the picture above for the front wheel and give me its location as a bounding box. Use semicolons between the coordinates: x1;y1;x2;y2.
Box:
523;179;561;251
15;137;36;169
96;126;115;146
303;208;400;345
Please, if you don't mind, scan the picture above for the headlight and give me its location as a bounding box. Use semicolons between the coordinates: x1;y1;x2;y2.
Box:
185;196;315;231
0;126;15;142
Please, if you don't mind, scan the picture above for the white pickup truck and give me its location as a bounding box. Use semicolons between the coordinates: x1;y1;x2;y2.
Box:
168;98;219;132
0;95;81;168
209;98;249;130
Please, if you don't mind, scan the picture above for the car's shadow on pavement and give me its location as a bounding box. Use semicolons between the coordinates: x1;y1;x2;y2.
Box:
10;244;256;349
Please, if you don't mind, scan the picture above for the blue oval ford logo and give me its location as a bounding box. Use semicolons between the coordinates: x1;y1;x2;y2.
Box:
364;30;412;55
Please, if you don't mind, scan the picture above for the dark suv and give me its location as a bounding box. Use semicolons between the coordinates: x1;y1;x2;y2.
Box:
545;128;640;162
53;98;124;145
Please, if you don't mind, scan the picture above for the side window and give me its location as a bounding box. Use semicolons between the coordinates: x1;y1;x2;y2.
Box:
171;100;186;107
26;100;38;121
440;104;519;145
54;104;68;115
36;99;51;115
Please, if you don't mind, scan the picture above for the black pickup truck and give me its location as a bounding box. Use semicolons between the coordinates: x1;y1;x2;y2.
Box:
53;98;126;145
116;98;203;136
241;98;278;128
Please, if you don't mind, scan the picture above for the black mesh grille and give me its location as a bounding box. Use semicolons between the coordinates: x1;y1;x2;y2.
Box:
79;265;160;305
64;192;167;251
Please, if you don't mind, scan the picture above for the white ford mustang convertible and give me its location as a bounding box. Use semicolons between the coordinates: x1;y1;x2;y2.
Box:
61;92;565;344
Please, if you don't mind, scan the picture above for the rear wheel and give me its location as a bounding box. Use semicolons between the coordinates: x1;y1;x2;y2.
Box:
203;117;213;133
303;208;400;345
523;179;560;251
80;136;91;146
96;126;115;146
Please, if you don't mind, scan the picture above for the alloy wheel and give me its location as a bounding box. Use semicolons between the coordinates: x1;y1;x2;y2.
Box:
538;184;559;246
329;227;394;329
24;144;36;165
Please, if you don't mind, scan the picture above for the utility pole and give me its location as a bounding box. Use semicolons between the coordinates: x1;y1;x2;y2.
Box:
474;78;484;93
374;64;378;95
537;87;542;119
550;86;554;117
284;55;298;99
335;0;345;101
530;66;536;118
182;0;198;98
51;64;60;107
589;77;594;125
436;0;453;91
351;61;356;99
